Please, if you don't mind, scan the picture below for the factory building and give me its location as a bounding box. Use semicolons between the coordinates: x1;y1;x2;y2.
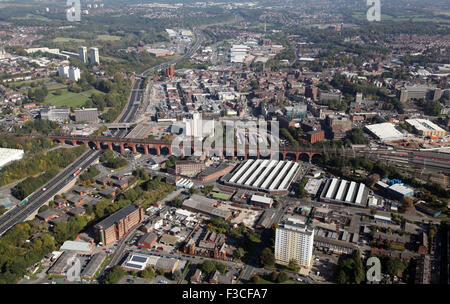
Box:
405;119;446;137
148;49;174;57
376;181;414;200
182;194;232;220
224;159;301;194
74;108;99;123
230;44;249;63
319;178;369;207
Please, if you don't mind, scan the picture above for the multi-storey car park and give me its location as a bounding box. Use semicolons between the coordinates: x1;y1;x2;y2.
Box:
223;159;301;194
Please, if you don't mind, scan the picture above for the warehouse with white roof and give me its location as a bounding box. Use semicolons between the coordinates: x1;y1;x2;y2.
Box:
224;160;301;194
319;178;369;207
365;123;405;142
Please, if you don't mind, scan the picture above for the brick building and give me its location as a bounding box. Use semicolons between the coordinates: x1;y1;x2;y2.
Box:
183;226;228;260
94;204;144;245
137;232;158;249
307;130;325;143
175;161;206;177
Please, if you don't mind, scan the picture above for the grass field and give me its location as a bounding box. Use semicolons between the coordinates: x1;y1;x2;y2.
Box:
53;37;86;43
46;83;67;91
44;89;103;108
212;192;232;200
352;12;450;23
10;77;51;87
12;14;50;21
96;35;122;41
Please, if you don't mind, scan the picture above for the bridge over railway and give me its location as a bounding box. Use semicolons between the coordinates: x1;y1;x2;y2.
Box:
49;134;450;164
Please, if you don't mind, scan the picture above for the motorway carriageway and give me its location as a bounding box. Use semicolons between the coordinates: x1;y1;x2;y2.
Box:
0;149;101;236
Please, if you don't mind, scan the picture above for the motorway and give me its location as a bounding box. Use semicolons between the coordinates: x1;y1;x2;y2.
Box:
140;28;204;78
0;149;101;236
110;28;204;140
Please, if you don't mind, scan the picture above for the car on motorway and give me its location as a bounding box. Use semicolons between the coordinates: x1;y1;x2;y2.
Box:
41;187;46;191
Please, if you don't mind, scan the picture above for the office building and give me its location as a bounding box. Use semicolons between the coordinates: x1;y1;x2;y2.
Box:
182;112;215;138
284;104;307;120
40;107;70;122
326;114;352;140
275;219;314;268
319;91;342;104
396;85;438;101
166;65;174;79
89;47;100;65
93;204;144;245
307;130;325;144
305;86;318;101
78;46;88;63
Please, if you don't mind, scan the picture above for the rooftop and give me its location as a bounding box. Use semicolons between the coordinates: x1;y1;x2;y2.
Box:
94;204;140;230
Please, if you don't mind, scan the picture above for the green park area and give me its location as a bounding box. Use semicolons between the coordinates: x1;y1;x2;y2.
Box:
44;88;103;108
96;35;122;41
53;37;86;43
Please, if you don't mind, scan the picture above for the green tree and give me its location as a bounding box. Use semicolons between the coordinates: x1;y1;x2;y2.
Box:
173;269;183;281
200;260;216;275
104;266;126;284
276;271;288;283
139;266;156;279
288;259;299;272
260;247;275;267
233;247;245;260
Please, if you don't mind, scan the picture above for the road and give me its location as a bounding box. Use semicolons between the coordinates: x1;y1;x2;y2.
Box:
140;28;204;78
239;203;287;283
0;149;101;236
109;27;204;140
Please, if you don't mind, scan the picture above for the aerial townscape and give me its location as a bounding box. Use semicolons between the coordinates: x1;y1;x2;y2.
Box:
0;0;449;289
